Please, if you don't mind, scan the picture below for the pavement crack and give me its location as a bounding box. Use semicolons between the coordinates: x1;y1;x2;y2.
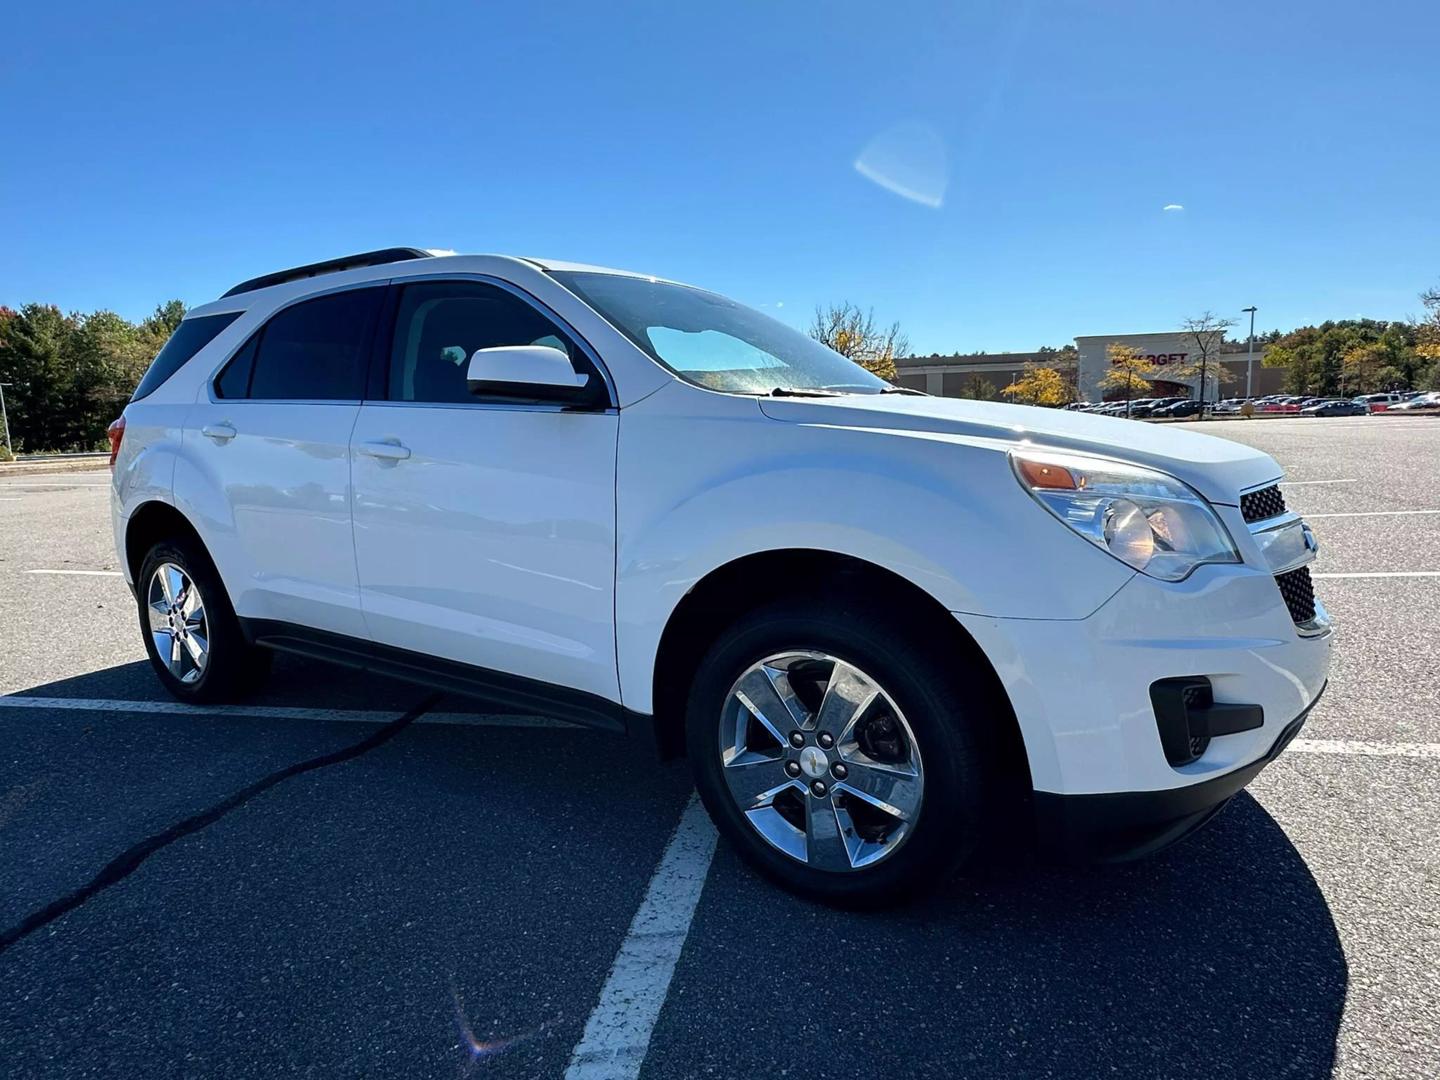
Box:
0;693;440;955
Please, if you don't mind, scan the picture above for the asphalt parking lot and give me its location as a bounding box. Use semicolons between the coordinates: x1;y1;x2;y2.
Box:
1;415;1437;1079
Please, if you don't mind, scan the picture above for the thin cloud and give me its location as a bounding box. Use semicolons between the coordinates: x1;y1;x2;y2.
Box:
1162;203;1184;212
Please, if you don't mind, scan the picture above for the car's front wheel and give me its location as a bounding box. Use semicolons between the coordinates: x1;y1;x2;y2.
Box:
686;595;1000;906
136;536;269;703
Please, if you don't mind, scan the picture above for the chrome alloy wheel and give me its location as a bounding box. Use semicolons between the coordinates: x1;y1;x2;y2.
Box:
146;562;209;685
719;651;924;871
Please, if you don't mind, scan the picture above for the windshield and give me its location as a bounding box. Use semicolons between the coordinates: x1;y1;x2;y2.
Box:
550;271;888;395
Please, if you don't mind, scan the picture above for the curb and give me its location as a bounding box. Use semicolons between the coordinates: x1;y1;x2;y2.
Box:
0;458;110;478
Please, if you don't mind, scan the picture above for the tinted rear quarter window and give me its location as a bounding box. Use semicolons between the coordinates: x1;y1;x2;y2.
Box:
246;288;383;401
130;312;241;401
214;335;258;399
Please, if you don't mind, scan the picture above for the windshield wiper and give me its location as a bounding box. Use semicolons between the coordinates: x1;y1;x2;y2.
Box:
767;387;844;397
879;386;926;395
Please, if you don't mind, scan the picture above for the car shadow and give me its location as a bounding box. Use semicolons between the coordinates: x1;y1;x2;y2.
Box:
653;790;1348;1079
3;653;451;712
3;660;1347;1078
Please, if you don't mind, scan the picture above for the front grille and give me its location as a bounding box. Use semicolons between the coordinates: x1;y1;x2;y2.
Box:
1242;484;1287;523
1275;565;1317;624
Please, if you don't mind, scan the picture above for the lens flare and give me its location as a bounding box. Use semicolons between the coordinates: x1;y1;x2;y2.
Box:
451;981;558;1068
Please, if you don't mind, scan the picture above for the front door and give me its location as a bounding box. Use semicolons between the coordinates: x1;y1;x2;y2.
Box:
349;278;620;704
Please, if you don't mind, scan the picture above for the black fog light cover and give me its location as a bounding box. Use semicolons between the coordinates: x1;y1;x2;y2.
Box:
1150;677;1265;768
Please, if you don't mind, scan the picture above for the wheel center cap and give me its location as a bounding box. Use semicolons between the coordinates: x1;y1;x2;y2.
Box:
798;746;828;779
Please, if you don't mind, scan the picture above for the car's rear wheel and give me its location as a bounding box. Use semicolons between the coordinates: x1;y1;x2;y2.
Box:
686;595;1000;906
137;537;270;703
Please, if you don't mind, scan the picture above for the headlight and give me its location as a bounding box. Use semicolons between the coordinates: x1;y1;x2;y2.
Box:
1011;450;1239;581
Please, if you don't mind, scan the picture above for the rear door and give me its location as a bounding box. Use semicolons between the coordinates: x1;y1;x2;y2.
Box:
348;277;620;706
180;285;384;638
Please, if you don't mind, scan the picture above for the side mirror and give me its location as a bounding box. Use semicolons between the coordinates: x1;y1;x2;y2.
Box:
466;345;594;405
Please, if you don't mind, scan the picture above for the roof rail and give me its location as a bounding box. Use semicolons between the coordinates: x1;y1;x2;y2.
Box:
220;247;435;298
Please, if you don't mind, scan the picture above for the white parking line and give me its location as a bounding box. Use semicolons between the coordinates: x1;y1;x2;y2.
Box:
1283;478;1358;485
1290;739;1440;760
1305;509;1440;519
0;695;572;728
23;569;124;577
565;793;717;1080
1311;571;1440;579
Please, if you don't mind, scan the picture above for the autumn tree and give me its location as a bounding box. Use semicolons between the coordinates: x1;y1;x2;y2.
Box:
1098;343;1156;414
1175;311;1236;407
809;302;908;381
1341;342;1387;394
1002;364;1071;406
1415;285;1440;389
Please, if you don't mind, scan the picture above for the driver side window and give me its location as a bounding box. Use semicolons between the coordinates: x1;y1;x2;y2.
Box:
387;281;584;404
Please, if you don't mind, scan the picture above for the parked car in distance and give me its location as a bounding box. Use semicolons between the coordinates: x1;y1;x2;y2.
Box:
1129;396;1186;418
1301;398;1368;417
109;247;1333;905
1104;397;1154;417
1390;392;1440;412
1154;399;1205;419
1353;392;1403;412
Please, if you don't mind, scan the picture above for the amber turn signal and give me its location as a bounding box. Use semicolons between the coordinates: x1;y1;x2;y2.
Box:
1016;458;1078;490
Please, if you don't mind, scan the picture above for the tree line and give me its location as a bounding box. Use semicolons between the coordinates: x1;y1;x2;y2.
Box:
2;285;1437;456
1260;293;1440;395
0;301;187;457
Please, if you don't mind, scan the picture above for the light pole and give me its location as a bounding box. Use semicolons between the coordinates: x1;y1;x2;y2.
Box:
0;382;12;456
1242;306;1257;398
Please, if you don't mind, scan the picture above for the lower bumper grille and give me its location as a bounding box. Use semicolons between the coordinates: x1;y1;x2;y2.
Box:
1275;565;1317;624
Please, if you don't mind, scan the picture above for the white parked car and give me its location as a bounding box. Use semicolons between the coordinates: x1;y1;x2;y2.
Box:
110;249;1332;904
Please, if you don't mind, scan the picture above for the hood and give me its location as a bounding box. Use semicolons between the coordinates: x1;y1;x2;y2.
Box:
757;395;1280;504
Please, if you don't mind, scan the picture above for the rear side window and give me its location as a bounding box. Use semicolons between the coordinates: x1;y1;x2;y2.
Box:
213;335;258;399
244;288;383;401
130;312;241;401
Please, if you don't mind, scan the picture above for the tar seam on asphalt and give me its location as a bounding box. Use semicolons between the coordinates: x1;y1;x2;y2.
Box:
0;692;441;955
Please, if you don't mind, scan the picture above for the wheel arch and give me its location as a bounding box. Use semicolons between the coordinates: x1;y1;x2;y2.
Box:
648;548;1032;791
123;500;211;586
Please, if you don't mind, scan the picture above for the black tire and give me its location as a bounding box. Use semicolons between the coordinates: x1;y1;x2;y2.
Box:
686;593;1004;907
136;534;270;703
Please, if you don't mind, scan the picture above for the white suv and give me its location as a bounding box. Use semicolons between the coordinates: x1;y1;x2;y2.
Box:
111;249;1332;904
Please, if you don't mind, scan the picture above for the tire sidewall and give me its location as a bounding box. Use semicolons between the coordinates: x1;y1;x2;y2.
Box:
136;537;247;702
686;597;989;906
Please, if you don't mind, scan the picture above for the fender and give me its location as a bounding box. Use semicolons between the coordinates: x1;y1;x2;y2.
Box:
111;401;189;585
613;384;1134;714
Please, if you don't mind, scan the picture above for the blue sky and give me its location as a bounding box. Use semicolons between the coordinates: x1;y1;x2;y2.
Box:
3;0;1436;353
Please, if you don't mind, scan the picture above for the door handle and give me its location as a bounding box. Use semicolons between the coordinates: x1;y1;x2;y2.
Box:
358;439;411;461
201;422;237;442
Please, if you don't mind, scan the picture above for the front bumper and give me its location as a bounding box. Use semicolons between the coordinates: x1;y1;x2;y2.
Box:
1033;686;1322;860
957;562;1332;797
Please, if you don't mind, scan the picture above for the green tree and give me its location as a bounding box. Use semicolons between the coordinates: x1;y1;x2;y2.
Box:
1263;343;1312;394
0;304;80;451
0;298;187;452
960;375;997;400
